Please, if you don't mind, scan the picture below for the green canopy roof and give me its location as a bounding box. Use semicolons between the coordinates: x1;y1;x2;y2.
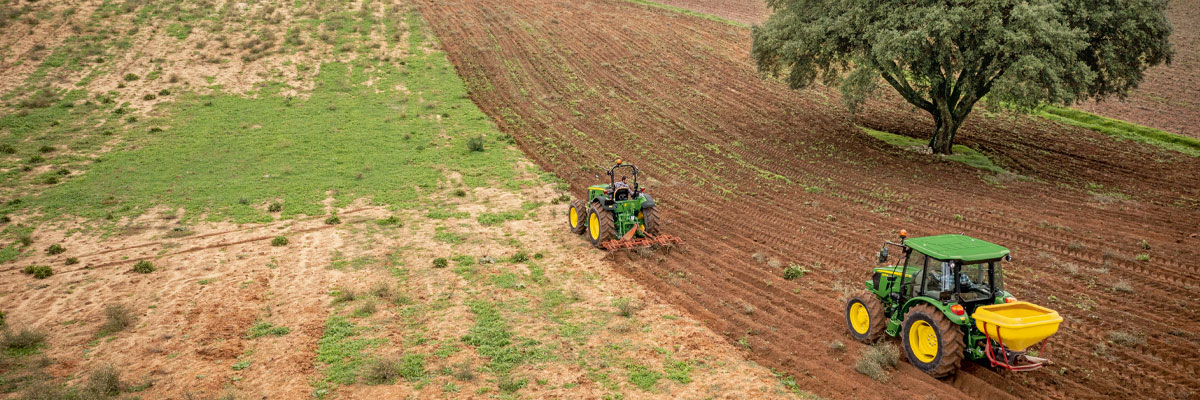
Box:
906;234;1009;262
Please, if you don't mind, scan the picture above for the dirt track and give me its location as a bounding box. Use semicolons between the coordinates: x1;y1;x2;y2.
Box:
413;0;1200;398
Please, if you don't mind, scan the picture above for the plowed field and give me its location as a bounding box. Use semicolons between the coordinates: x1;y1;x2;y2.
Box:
414;0;1200;399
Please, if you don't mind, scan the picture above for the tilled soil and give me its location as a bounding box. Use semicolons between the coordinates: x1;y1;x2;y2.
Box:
412;0;1200;398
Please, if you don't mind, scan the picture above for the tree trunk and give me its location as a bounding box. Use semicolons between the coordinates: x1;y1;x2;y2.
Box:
928;96;959;155
929;116;960;155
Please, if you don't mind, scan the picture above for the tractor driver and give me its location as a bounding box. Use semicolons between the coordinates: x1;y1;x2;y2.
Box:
613;176;631;201
614;176;630;190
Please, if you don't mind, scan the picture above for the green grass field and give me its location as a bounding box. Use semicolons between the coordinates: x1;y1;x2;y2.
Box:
1;12;518;227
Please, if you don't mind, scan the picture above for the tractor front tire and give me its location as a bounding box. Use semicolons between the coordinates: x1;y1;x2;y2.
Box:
642;206;661;235
568;200;587;234
845;292;887;343
587;204;616;247
900;304;965;378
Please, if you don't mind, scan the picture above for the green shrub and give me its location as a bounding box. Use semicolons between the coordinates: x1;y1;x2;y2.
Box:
82;365;125;397
353;300;376;317
37;145;55;153
132;260;155;273
782;263;808;280
613;298;636;318
22;265;53;279
143;94;156;101
509;252;529;263
332;288;357;304
364;357;401;385
18;233;33;246
325;215;341;225
453;189;467;197
65;257;79;265
46;244;66;255
466;136;485;152
123;73;140;81
100;304;135;335
267;202;282;212
432;257;448;268
2;328;47;352
41;176;59;185
0;144;15;154
271;236;289;246
375;216;401;226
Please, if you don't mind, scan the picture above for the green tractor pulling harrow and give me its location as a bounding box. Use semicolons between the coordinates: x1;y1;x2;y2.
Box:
566;160;682;251
846;230;1063;377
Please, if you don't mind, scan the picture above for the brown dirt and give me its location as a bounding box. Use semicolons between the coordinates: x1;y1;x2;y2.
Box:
1;179;799;398
651;0;1200;138
412;0;1200;399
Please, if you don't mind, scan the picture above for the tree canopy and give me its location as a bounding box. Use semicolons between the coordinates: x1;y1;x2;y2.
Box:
751;0;1173;154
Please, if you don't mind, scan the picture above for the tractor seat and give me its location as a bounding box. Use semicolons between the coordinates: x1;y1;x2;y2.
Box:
614;187;631;201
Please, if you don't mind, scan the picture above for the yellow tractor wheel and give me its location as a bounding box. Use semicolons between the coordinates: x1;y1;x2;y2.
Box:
587;203;616;247
844;291;886;342
568;200;587;234
900;304;964;378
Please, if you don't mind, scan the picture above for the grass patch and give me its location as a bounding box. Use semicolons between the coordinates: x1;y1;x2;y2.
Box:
315;315;384;385
626;363;661;391
622;0;748;27
860;127;1006;173
246;321;291;338
461;301;550;375
271;236;289;246
477;210;524;226
1036;105;1200;157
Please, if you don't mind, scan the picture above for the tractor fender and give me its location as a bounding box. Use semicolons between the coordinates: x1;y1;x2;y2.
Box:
639;193;655;208
899;297;968;326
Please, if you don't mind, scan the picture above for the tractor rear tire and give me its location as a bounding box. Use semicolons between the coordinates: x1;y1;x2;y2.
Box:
568;200;587;234
900;304;965;378
845;292;887;343
642;206;661;235
587;203;616;247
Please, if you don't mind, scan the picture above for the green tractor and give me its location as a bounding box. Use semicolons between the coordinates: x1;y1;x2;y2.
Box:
845;231;1063;377
566;160;681;250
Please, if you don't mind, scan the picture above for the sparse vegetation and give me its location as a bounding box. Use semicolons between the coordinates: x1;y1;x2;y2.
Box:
2;328;47;354
132;260;155;273
432;257;448;268
246;321;291;338
325;215;341;225
782;263;808;280
99;303;135;335
267;202;283;212
271;236;289;246
613;297;637;318
364;357;401;385
854;342;899;382
1108;331;1145;347
45;244;65;255
467;136;485;152
22;265;53;279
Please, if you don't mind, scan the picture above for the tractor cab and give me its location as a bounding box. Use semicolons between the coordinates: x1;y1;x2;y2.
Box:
848;230;1062;378
893;234;1010;315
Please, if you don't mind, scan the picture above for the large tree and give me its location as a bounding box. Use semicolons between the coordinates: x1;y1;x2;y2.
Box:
751;0;1172;154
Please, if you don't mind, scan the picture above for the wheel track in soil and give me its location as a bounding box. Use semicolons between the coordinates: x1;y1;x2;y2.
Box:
413;0;1200;398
